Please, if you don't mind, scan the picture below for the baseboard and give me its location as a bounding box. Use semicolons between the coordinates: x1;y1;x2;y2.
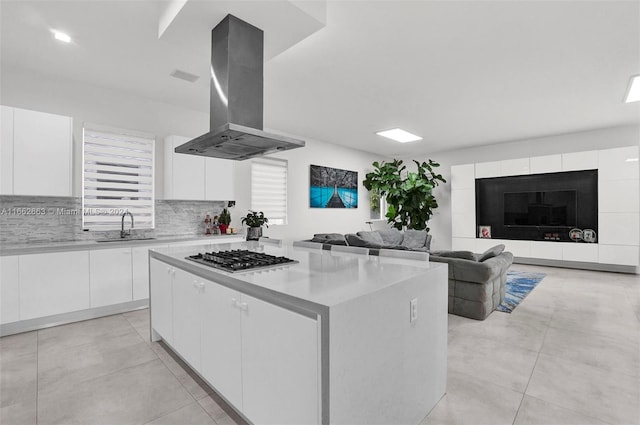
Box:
514;257;638;274
0;299;149;337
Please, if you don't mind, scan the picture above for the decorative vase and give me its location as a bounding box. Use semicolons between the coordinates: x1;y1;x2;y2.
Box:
219;224;229;234
246;226;262;241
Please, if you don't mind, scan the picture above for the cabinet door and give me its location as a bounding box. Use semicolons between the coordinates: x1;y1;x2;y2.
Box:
13;107;72;196
19;251;90;320
0;255;20;324
0;105;13;194
165;136;205;200
200;280;243;409
241;294;320;425
132;245;168;300
149;259;173;344
205;157;235;201
89;248;133;307
172;268;202;370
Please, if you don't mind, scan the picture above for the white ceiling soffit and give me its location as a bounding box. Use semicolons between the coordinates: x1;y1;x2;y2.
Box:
158;0;326;61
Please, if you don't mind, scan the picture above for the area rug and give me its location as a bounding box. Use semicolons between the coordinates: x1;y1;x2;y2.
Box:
497;271;546;313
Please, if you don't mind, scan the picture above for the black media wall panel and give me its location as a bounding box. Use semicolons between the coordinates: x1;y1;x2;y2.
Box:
475;170;598;242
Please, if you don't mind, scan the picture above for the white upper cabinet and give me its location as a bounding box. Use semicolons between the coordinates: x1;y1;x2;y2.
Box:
164;135;205;200
1;106;14;194
205;157;235;201
164;135;235;201
11;107;72;196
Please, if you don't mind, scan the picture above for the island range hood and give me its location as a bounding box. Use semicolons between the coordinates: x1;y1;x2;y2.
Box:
175;14;305;161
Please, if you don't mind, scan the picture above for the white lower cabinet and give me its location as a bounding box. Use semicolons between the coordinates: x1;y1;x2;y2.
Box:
149;260;174;345
19;251;90;320
132;245;169;300
150;258;320;424
201;280;243;409
241;293;319;425
1;256;20;324
89;248;133;307
172;268;203;371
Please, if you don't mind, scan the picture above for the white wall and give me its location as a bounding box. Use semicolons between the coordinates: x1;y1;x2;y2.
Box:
233;133;384;241
413;125;640;251
1;66;386;241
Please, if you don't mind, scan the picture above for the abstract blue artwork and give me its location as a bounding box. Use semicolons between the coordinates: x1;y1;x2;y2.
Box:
310;165;358;208
497;271;546;313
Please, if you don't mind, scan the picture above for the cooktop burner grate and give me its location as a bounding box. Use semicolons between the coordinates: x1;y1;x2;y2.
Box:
186;249;298;273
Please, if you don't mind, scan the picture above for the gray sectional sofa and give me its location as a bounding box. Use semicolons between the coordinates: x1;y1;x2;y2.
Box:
307;230;513;320
430;245;513;320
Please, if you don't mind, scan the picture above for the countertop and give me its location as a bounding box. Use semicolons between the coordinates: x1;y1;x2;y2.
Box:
150;241;445;308
0;234;244;256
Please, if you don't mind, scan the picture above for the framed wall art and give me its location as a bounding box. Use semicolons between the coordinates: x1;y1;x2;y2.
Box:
309;165;358;208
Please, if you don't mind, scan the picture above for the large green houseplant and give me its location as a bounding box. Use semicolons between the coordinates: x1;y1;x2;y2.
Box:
363;159;446;232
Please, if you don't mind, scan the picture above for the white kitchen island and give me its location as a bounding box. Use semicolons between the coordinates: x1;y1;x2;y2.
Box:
149;241;448;425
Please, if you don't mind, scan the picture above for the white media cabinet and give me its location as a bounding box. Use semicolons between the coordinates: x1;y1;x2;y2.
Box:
450;146;639;272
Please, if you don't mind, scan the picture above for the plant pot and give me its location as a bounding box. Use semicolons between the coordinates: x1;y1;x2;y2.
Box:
246;226;262;241
219;224;229;234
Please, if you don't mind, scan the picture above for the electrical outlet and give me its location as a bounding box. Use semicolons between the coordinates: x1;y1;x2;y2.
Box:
410;298;418;323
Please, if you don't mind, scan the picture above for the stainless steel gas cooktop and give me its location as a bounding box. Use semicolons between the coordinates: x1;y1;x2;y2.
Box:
186;249;298;273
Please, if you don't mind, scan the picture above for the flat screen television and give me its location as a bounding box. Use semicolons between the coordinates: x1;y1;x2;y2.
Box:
504;190;577;227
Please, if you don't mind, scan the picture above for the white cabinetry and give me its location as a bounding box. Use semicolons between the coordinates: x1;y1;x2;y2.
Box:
164;135;235;201
0;106;14;194
4;107;72;196
171;268;203;370
132;245;168;300
150;258;320;424
200;279;243;409
0;256;20;324
241;293;319;425
89;248;133;308
149;260;174;345
19;251;90;320
164;135;205;200
454;146;640;268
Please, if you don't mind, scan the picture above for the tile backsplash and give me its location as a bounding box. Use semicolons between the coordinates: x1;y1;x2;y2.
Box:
0;196;228;245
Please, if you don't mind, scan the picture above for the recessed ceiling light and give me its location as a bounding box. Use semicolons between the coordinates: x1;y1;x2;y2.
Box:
624;74;640;103
52;30;71;44
625;158;639;162
376;128;422;143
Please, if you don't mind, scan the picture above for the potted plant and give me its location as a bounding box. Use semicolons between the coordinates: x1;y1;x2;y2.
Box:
218;208;231;234
241;210;269;241
363;159;446;232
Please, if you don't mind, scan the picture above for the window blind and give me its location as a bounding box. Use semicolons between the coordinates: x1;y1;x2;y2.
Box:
82;127;155;230
251;158;287;225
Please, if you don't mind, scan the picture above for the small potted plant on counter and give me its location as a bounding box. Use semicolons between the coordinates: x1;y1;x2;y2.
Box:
218;208;232;234
241;210;269;241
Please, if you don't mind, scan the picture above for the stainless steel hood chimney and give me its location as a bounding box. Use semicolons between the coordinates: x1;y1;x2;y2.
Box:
175;14;305;160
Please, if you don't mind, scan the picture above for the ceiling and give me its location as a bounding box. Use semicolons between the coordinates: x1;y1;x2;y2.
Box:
1;0;639;157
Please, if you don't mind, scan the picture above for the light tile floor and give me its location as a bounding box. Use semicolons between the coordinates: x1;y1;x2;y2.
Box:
1;264;638;425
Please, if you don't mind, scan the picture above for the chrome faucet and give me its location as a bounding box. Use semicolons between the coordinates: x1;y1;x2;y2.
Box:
121;211;134;238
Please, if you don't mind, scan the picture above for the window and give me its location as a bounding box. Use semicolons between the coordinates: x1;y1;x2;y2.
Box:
82;125;155;230
251;158;287;225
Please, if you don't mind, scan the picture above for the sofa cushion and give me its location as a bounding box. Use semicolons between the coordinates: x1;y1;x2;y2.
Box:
478;244;506;262
311;233;347;246
376;228;404;246
356;231;385;245
432;250;476;261
400;230;429;250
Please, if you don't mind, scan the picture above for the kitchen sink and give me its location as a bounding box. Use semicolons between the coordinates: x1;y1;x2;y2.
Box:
96;237;157;243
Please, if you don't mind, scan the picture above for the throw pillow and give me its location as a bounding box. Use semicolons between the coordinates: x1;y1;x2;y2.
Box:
432;250;477;261
356;231;385;245
400;230;428;249
478;244;506;262
376;228;404;246
311;233;345;242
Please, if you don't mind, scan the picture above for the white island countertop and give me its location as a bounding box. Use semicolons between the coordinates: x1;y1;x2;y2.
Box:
150;240;445;308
